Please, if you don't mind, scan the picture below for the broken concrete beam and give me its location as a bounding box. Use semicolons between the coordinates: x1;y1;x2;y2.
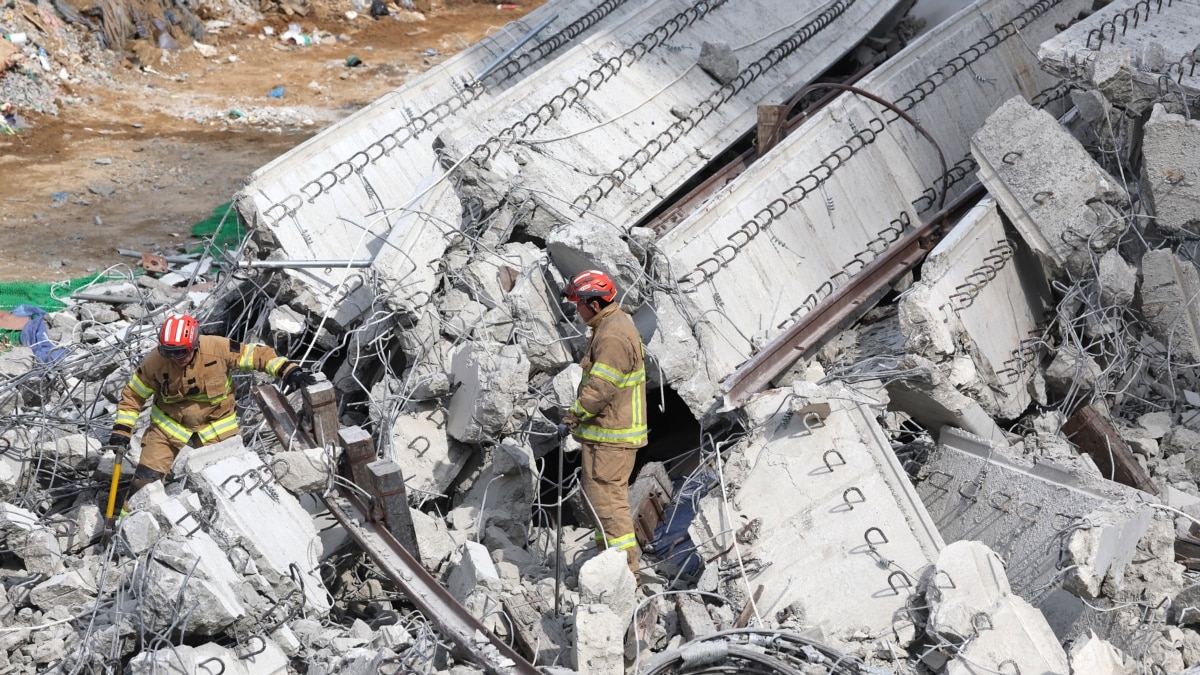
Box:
914;426;1154;639
1139;248;1200;364
971;96;1128;278
365;459;420;560
1063;404;1158;495
1141;104;1200;235
899;198;1050;420
447;342;530;443
301;380;338;449
688;383;942;639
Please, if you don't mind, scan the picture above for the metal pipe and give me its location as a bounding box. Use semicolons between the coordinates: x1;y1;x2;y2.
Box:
473;13;559;84
234;260;372;269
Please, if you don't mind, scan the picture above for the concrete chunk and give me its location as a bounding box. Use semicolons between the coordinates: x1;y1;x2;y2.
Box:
579;548;637;624
447;342;531;443
1142;104;1200;235
572;604;624;675
547;221;642;307
972;96;1128;278
386;410;470;504
1068;632;1133;674
1139;248;1200;363
446;540;501;603
29;566;98;610
446;438;536;544
272;445;338;495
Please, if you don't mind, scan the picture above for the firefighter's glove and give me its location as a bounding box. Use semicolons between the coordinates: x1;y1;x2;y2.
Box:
283;368;317;392
107;434;130;448
556;423;570;440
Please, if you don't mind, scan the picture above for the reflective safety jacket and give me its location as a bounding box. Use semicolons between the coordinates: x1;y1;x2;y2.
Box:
566;303;648;448
112;335;298;446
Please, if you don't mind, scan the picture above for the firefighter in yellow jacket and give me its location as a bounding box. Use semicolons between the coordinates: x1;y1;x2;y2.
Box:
558;269;648;577
108;313;315;507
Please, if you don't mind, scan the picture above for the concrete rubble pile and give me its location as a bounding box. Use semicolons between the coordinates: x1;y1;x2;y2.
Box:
6;1;1200;674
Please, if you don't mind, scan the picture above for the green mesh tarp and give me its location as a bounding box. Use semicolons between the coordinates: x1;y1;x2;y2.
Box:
190;201;245;256
0;273;116;313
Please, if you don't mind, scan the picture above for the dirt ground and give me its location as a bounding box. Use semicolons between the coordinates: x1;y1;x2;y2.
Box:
0;0;546;283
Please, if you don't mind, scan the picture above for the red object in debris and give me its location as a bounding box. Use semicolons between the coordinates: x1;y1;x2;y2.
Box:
497;3;519;9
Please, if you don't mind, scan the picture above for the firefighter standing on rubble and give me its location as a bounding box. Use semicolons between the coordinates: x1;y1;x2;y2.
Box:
107;313;315;511
558;269;648;578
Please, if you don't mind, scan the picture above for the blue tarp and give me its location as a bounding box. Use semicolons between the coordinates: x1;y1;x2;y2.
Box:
648;472;714;580
12;305;67;363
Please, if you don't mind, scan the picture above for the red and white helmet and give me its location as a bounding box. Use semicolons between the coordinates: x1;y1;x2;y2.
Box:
159;314;199;356
563;269;617;303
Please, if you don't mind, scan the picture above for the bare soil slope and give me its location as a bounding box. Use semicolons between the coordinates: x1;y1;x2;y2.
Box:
0;1;544;282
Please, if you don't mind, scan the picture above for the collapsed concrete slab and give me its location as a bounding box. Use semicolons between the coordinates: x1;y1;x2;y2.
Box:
899;198;1051;421
913;426;1154;641
688;382;942;639
439;0;906;231
652;0;1087;418
972;96;1129;279
1139;247;1200;364
234;0;640;321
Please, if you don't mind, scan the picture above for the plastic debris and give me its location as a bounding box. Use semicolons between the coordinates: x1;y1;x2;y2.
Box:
268;86;285;99
346;55;363;68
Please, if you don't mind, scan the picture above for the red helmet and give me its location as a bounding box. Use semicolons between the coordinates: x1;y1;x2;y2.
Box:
159;314;199;358
564;269;617;303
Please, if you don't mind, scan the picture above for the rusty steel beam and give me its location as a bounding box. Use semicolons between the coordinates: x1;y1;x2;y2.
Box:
722;183;986;408
324;490;540;675
1063;404;1159;495
253;385;540;674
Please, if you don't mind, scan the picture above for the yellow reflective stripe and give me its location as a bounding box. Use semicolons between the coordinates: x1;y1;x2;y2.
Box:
570;399;593;419
129;373;153;399
196;413;238;443
151;406;192;443
632;382;644;429
575;423;648;445
608;532;637;550
238;344;255;371
594;529;605;542
590;362;645;387
115;410;139;427
265;356;288;377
